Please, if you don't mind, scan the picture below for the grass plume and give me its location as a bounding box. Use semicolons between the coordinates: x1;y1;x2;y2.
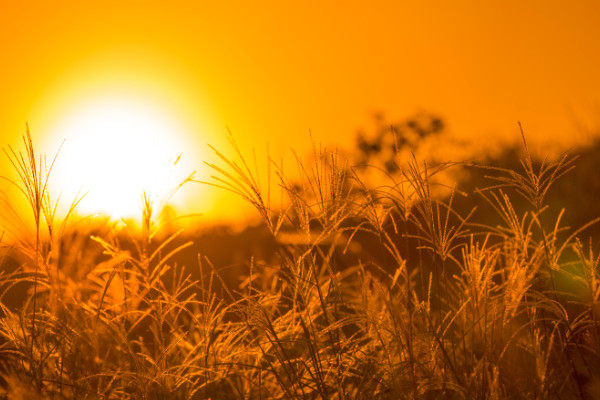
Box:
0;126;599;399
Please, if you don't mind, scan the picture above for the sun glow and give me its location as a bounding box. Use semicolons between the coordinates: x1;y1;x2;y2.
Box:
44;95;196;220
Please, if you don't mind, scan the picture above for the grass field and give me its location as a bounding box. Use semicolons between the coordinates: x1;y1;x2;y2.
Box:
0;127;599;399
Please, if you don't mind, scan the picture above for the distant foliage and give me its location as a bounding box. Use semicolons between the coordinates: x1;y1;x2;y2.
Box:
355;112;445;173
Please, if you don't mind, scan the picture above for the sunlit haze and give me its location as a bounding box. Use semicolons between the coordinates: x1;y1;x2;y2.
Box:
45;95;193;219
1;1;600;226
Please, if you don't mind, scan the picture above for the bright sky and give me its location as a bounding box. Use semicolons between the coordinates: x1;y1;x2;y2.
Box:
1;1;599;225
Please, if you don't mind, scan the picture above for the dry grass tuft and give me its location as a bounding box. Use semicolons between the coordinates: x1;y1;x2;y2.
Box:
0;127;599;399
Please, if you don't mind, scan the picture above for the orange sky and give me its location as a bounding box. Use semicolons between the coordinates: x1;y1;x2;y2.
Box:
1;1;599;225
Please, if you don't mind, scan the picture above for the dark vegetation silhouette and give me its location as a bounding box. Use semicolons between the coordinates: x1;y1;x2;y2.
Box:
1;118;600;399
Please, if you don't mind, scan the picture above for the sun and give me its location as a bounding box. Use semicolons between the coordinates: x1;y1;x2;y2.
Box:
43;94;195;220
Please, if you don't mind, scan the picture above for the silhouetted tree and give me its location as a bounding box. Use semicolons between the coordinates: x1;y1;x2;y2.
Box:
355;111;445;173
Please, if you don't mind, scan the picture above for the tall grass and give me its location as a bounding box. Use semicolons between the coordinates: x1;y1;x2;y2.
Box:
0;128;599;399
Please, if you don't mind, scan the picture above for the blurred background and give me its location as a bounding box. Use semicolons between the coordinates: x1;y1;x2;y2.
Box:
1;0;599;227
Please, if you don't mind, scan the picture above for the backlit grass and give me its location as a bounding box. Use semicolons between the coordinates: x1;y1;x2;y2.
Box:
0;127;599;399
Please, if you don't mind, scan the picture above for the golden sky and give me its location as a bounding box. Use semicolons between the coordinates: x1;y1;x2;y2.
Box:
1;1;599;224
